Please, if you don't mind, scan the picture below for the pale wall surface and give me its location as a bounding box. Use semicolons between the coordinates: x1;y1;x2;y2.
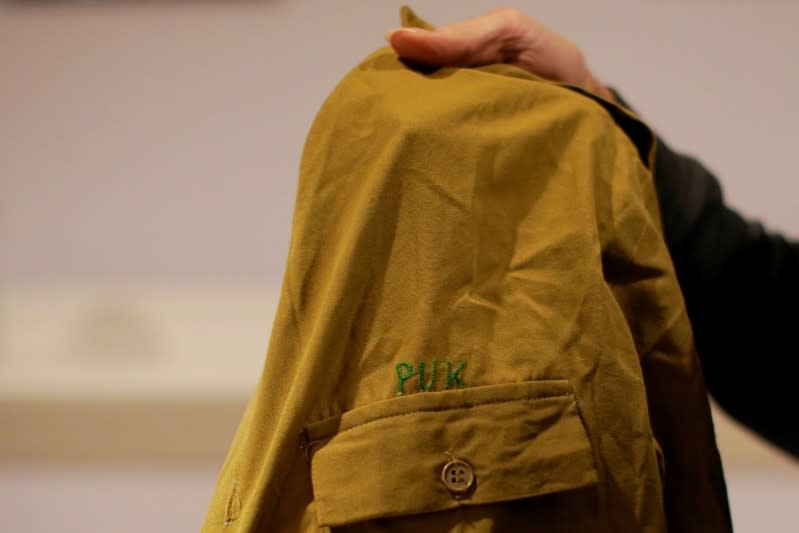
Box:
3;0;799;283
1;1;797;532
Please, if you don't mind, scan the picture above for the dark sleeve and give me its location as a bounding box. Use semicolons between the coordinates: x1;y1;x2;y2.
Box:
612;91;799;459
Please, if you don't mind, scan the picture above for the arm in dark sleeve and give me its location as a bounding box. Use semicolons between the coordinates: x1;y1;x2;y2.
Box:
609;89;798;457
653;129;799;459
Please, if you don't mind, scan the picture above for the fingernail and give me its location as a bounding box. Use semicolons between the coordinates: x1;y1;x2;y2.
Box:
384;27;423;42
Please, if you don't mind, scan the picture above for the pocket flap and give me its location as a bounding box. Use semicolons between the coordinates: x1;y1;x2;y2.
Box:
306;380;597;527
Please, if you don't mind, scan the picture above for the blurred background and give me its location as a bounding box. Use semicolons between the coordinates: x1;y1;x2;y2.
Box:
1;1;797;531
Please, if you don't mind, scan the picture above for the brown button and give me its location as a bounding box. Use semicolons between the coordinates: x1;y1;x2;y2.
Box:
441;459;474;495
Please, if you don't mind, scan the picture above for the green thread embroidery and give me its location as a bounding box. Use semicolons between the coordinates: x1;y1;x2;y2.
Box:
397;360;466;394
396;362;416;395
418;359;439;391
445;361;467;389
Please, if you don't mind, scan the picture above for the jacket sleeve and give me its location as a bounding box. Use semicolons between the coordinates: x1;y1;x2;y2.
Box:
618;92;799;458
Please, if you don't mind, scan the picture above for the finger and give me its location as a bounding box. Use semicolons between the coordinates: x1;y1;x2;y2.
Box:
387;28;474;66
387;9;519;67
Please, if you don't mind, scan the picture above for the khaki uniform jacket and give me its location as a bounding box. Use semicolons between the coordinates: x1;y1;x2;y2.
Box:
203;9;731;532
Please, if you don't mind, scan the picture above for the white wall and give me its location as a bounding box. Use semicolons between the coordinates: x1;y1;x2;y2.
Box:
3;0;798;283
1;2;798;532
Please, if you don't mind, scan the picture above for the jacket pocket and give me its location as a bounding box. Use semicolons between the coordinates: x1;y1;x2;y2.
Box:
304;380;598;529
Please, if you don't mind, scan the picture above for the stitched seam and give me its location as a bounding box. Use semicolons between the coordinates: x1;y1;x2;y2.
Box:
333;392;573;437
630;223;648;257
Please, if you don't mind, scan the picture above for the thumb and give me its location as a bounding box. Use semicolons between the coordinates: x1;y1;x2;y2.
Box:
386;27;477;67
387;9;523;67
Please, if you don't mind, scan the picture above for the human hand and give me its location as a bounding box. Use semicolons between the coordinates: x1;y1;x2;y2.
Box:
387;8;614;101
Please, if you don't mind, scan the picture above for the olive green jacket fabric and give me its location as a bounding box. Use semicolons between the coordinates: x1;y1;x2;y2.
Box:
202;11;731;533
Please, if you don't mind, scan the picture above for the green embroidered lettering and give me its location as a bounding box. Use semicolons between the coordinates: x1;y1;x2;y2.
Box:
397;360;467;394
396;362;416;395
418;360;439;392
445;361;467;389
